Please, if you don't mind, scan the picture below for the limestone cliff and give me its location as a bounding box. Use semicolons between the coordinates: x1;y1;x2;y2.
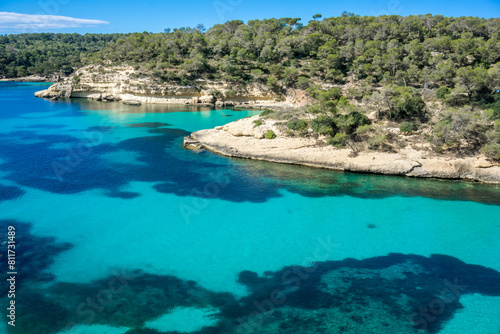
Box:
34;64;304;108
186;116;500;184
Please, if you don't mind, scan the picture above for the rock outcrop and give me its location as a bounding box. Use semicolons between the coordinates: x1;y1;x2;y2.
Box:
34;64;303;108
187;116;500;184
34;80;74;99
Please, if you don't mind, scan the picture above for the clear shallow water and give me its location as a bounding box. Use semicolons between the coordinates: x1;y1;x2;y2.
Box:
0;82;500;334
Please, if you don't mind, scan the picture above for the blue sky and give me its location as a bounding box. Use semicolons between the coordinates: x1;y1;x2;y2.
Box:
1;0;499;34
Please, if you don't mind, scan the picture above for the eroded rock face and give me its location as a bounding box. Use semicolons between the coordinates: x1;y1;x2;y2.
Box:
183;136;204;150
474;158;495;168
34;80;74;99
34;64;297;107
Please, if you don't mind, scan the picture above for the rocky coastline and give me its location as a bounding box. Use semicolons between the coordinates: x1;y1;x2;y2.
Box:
185;116;500;185
33;64;306;109
32;65;500;184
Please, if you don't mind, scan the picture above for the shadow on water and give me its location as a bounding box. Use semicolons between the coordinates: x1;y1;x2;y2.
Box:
231;253;500;334
0;123;500;205
0;185;25;203
0;126;283;203
3;221;500;334
227;156;500;205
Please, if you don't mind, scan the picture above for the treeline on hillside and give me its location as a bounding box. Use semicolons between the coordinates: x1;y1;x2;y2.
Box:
92;13;500;118
0;33;127;77
95;14;499;92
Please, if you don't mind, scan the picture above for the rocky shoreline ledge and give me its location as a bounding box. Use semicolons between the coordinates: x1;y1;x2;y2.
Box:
1;75;55;82
185;116;500;185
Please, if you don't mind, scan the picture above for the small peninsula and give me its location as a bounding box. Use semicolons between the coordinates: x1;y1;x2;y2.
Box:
186;113;500;184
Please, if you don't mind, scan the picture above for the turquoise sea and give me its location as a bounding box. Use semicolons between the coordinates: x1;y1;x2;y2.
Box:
0;81;500;334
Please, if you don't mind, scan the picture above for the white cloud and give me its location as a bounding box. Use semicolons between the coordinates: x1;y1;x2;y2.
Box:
0;12;109;31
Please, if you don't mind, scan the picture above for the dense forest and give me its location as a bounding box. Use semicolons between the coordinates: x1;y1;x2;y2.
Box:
0;33;126;77
93;14;499;95
92;14;500;113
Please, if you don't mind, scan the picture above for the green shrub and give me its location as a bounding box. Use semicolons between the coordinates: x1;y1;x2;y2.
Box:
311;114;336;136
368;134;387;150
250;68;265;81
253;120;262;127
328;132;347;147
308;101;338;115
492;105;500;120
484;108;500;121
335;111;371;134
482;144;500;160
356;124;372;135
349;111;371;127
433;111;488;148
400;121;417;133
444;92;468;107
265;130;277;139
393;87;426;119
477;93;500;120
211;89;223;100
286;119;308;131
296;76;310;89
62;65;73;75
347;88;364;101
337;96;349;107
267;76;279;90
436;86;451;99
433;145;444;154
260;109;274;117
